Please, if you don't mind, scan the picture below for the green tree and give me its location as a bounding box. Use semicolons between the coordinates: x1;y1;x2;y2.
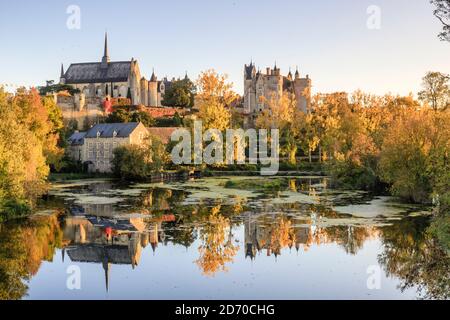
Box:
105;108;132;123
38;84;80;96
130;111;155;127
162;78;196;108
112;135;169;180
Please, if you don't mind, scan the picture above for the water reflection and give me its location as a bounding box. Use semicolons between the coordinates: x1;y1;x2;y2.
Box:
0;178;448;299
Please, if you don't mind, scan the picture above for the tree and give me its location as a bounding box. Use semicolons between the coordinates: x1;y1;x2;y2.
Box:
379;109;450;203
105;108;132;123
112;134;169;180
255;94;301;164
130;111;155;127
105;108;155;127
418;71;450;111
430;0;450;41
161;78;196;108
38;84;80;96
0;88;63;217
195;69;237;131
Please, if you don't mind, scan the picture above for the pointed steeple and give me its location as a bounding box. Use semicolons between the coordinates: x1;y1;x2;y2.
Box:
102;259;110;293
287;67;293;80
150;68;157;82
101;32;110;68
60;63;66;84
295;66;300;79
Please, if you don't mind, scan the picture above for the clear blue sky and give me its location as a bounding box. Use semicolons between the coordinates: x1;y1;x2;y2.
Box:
0;0;449;96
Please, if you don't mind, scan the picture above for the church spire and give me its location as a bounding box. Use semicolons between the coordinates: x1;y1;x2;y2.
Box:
60;63;66;84
101;32;110;68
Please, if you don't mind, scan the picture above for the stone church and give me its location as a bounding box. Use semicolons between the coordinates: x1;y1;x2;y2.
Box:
60;33;171;107
243;61;312;120
57;33;175;128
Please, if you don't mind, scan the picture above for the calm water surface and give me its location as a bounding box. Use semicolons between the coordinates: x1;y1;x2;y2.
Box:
0;176;448;300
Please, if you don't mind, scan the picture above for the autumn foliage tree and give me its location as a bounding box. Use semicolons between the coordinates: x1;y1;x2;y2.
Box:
0;88;64;218
195;69;237;131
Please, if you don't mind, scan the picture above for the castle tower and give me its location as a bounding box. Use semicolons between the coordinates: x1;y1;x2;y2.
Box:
59;63;66;84
293;68;312;113
148;69;158;107
243;61;256;114
287;68;293;81
140;77;149;106
101;32;110;69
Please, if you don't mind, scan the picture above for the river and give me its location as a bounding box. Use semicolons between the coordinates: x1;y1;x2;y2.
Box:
0;176;447;300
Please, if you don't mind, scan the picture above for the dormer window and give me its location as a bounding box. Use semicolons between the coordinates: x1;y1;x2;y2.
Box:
113;130;117;138
97;131;101;138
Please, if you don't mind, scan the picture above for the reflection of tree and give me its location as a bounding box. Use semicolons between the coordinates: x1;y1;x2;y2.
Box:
378;217;449;299
324;226;378;255
269;217;296;256
195;206;239;276
0;214;63;299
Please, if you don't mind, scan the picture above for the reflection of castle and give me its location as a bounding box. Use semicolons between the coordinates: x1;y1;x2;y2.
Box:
244;214;380;259
62;212;167;291
244;216;311;259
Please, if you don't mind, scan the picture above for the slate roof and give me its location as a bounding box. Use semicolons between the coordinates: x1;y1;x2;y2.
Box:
63;61;132;84
68;131;87;146
67;244;133;265
245;64;255;80
85;122;141;138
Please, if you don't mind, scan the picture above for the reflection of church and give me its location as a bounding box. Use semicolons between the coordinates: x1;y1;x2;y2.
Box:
62;208;169;291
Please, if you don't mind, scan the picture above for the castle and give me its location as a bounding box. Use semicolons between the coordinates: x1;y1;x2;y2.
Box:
57;33;178;128
243;61;312;120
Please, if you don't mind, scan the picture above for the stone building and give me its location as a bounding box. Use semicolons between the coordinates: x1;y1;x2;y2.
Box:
68;122;149;173
67;131;87;162
57;33;176;128
243;61;312;121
